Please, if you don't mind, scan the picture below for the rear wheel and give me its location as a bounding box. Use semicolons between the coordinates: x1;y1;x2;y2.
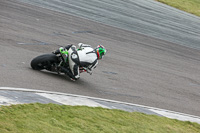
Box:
31;54;59;70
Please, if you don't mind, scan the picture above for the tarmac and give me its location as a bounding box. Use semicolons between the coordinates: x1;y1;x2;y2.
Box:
1;0;200;117
17;0;200;49
1;0;200;125
0;87;200;124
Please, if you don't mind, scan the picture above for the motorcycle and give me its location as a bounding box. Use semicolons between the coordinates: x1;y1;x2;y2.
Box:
30;48;87;79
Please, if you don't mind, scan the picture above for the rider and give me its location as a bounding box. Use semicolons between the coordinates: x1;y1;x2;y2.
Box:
54;43;106;81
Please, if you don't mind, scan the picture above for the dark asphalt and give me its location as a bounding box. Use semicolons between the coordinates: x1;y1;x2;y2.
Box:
0;0;200;116
17;0;200;49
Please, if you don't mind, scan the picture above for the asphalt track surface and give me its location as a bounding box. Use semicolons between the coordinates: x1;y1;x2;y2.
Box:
16;0;200;49
0;0;200;116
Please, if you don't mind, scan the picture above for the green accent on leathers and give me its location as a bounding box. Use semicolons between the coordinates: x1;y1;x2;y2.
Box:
59;47;68;62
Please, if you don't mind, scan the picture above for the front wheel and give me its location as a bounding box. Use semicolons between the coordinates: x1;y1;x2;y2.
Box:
31;54;59;70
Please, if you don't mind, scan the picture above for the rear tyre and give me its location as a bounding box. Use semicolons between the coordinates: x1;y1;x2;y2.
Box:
31;54;59;70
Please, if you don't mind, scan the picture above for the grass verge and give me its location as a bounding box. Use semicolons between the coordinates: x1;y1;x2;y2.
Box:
156;0;200;17
0;103;199;133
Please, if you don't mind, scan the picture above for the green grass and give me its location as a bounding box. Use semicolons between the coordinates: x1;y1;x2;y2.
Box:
0;103;199;133
156;0;200;16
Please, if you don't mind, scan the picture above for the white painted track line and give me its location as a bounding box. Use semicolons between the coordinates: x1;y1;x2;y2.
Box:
0;87;200;124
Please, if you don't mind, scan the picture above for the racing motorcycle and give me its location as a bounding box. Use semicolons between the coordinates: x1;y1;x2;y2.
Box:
30;48;86;79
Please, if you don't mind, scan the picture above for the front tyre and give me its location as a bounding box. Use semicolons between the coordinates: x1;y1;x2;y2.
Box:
31;54;59;70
